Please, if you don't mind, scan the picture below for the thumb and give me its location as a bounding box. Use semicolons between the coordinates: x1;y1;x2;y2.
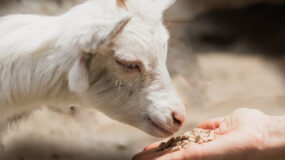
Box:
197;117;224;130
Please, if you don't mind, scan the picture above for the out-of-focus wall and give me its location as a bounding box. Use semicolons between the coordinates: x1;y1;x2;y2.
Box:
165;0;284;21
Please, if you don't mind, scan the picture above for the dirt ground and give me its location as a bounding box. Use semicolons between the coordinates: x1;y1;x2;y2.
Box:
1;1;285;160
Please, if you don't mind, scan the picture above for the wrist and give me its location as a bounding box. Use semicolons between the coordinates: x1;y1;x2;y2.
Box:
258;115;285;159
267;115;285;147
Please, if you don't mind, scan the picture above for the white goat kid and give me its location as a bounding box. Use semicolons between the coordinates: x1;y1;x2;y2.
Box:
0;0;186;155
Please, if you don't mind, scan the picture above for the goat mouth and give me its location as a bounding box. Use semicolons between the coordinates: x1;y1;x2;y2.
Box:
148;117;173;136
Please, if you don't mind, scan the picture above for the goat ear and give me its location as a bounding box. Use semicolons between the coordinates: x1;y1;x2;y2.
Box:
97;17;131;49
68;55;90;94
68;18;130;94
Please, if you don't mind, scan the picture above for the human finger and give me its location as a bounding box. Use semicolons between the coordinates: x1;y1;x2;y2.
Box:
197;117;224;130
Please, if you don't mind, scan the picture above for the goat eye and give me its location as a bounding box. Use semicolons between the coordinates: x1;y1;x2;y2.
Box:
115;60;140;72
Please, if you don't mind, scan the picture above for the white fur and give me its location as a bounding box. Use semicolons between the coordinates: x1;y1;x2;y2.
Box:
0;0;185;152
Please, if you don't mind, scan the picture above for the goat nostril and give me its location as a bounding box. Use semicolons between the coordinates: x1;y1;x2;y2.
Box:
172;112;185;126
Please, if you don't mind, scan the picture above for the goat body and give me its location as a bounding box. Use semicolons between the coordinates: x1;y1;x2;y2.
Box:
0;0;186;156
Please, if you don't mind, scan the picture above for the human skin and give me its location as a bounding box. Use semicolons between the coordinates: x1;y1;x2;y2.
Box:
133;108;285;160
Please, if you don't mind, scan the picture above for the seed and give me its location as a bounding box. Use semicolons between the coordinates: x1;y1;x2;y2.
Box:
194;135;200;143
171;146;182;152
156;128;216;152
167;137;175;146
157;142;168;151
175;141;182;146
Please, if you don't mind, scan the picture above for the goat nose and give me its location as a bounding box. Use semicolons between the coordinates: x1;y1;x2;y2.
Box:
172;111;185;127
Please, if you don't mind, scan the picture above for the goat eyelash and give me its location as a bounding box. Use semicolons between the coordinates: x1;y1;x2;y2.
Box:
115;60;140;72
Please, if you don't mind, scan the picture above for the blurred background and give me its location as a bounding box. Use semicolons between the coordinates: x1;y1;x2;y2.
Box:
1;0;285;159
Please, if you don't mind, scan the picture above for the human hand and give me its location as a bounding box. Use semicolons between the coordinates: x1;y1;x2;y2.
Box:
133;108;285;160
